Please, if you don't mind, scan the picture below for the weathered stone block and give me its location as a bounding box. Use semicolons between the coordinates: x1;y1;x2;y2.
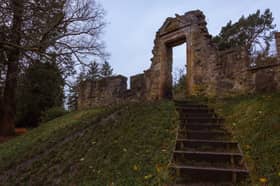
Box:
275;32;280;60
255;69;276;92
130;73;145;98
77;75;127;109
77;11;280;108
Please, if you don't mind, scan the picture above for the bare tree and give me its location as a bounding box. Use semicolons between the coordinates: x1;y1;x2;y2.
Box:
0;0;106;136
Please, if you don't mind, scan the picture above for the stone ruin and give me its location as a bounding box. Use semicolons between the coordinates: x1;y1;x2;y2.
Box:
77;10;280;109
77;74;147;109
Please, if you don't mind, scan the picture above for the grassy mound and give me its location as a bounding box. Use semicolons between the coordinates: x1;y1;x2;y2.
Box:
0;101;177;185
209;93;280;185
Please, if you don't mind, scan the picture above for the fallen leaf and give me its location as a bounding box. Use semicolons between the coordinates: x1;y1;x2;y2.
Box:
133;165;139;171
144;174;153;180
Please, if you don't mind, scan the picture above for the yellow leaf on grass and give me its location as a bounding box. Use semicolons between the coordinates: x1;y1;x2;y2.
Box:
156;164;163;173
259;177;268;183
133;165;139;171
144;174;153;180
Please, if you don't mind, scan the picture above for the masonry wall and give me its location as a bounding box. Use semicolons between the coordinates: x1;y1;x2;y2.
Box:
143;14;280;99
77;15;280;109
77;75;127;109
130;73;145;99
250;64;280;92
276;32;280;61
77;74;148;110
145;10;219;99
215;48;252;95
215;46;280;96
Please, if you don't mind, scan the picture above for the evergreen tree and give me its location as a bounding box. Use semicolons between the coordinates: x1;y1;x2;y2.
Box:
100;61;113;78
0;0;106;136
16;62;64;127
86;61;100;80
67;84;79;111
67;66;88;111
213;9;276;56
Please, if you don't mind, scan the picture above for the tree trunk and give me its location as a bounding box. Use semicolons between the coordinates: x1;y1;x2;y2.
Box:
0;61;18;136
0;0;23;136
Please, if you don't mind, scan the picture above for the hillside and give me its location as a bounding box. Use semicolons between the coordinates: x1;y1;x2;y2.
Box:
1;94;279;185
0;102;177;186
208;93;280;185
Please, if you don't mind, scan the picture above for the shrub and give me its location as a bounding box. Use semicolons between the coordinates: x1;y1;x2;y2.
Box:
41;107;68;123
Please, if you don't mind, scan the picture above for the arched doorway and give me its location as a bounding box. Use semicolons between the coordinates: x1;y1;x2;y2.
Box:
144;10;217;100
159;36;191;99
172;43;187;99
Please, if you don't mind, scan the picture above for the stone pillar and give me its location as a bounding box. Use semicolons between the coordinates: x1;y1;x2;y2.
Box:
159;43;173;99
276;32;280;60
186;39;192;96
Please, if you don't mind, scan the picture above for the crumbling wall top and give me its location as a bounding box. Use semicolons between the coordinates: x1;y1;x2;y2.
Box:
159;10;207;36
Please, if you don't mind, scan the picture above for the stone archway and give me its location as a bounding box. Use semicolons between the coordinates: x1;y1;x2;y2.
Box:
159;34;190;99
144;10;218;100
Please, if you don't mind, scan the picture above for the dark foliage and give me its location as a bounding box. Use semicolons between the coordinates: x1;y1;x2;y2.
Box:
100;61;113;78
40;107;68;123
67;61;114;111
213;9;276;55
0;0;106;136
16;62;64;127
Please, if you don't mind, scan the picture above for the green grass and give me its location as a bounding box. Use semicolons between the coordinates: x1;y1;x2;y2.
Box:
208;93;280;186
0;101;177;186
0;107;110;171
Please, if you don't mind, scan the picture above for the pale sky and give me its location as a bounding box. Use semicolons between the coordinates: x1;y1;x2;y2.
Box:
99;0;280;78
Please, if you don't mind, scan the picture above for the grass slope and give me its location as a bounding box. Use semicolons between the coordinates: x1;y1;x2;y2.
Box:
209;93;280;186
0;101;177;186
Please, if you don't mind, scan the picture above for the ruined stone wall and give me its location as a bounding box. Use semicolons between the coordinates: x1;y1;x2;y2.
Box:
215;48;252;95
250;64;280;92
143;12;280;98
145;10;218;99
77;13;280;109
144;32;161;100
215;46;280;95
77;74;148;110
187;16;218;97
276;32;280;61
130;73;145;99
77;75;127;109
213;32;280;96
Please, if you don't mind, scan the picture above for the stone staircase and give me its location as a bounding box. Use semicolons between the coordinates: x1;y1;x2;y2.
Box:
169;101;249;186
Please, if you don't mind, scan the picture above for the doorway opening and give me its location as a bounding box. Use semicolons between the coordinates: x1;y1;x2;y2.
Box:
172;43;187;99
159;36;191;100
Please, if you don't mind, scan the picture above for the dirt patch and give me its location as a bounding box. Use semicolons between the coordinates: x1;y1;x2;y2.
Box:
0;128;28;144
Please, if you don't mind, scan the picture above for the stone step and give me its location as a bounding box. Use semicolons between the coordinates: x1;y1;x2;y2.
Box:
172;182;234;186
178;131;231;140
184;117;224;123
175;139;239;153
170;164;249;183
171;101;249;184
174;102;208;108
179;114;217;120
176;106;213;112
178;128;227;134
180;122;224;127
173;150;244;166
179;123;224;130
179;113;217;118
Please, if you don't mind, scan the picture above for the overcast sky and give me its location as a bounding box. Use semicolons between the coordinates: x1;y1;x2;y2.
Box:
99;0;280;78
